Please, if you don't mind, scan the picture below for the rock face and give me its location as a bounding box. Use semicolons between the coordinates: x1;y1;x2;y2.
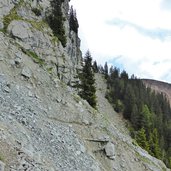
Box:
0;0;170;171
1;0;82;85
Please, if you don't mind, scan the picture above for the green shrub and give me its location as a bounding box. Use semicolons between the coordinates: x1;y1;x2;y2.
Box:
0;154;4;162
22;48;45;66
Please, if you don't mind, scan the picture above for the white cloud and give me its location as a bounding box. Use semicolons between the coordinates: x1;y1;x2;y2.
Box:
70;0;171;83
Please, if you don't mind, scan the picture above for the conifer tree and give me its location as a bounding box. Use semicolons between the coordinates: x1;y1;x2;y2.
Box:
92;60;98;73
123;84;135;119
136;128;149;151
104;62;108;79
79;51;97;108
46;0;66;47
131;104;139;130
69;6;79;34
149;128;161;159
139;105;152;132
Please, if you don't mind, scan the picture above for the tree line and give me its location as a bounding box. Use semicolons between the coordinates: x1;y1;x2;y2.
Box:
101;63;171;168
73;52;171;168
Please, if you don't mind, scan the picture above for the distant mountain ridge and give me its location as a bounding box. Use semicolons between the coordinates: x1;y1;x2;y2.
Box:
142;79;171;105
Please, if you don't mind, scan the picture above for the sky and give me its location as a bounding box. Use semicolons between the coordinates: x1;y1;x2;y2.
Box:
70;0;171;83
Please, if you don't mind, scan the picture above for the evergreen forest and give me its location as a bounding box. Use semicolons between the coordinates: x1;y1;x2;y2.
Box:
98;63;171;168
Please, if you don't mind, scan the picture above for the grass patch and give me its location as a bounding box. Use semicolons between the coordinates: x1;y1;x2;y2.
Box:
29;20;49;32
21;48;45;66
0;29;6;33
73;94;81;103
51;36;59;45
0;154;4;162
47;67;53;74
3;7;22;31
3;0;24;31
3;0;47;33
26;51;44;66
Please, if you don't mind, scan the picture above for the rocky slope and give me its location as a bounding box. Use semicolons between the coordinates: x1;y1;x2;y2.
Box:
0;0;170;171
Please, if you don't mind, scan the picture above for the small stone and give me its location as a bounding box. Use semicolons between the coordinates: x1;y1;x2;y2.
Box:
80;144;86;153
28;91;33;97
21;66;32;78
76;151;81;156
15;57;22;66
120;163;125;168
3;86;10;93
21;118;27;125
3;83;11;93
134;158;139;162
109;156;115;160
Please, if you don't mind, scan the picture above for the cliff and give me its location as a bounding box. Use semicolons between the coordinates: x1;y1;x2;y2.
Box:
0;0;170;171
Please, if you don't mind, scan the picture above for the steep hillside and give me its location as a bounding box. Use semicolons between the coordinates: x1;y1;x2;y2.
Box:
0;62;170;170
0;0;170;171
143;79;171;105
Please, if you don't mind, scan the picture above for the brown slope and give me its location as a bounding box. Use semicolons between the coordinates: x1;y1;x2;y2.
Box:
142;79;171;105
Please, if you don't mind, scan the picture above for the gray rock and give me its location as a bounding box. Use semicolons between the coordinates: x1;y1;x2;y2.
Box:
12;0;20;5
105;142;115;159
0;21;4;29
7;20;33;40
3;84;11;93
14;52;23;65
0;0;14;17
0;160;5;171
21;66;32;78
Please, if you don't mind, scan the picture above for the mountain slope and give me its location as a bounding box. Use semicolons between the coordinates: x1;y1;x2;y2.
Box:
0;58;170;170
0;0;170;171
143;79;171;105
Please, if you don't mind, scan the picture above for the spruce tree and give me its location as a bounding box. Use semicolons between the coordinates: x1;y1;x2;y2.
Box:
136;128;149;151
131;104;139;130
46;0;66;47
69;6;79;34
104;62;108;79
149;128;161;159
92;60;98;73
79;51;97;108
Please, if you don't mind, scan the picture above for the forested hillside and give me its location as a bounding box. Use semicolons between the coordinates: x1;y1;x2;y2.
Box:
99;64;171;168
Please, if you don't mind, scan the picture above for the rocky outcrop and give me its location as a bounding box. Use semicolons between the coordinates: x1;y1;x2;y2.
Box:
0;0;82;85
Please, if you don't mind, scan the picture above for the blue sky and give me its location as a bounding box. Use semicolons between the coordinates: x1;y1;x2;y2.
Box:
70;0;171;83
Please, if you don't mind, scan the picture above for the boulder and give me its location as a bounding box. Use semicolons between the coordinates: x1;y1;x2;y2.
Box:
105;142;115;159
7;20;33;40
21;66;32;78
